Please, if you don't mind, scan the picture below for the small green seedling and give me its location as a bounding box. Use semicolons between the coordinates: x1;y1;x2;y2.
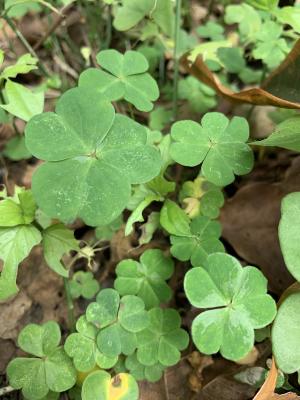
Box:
160;200;225;266
184;253;277;360
7;322;76;400
170;113;254;186
70;271;100;300
114;249;174;309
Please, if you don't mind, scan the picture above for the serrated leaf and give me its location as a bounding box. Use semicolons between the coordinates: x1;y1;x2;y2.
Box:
25;87;161;226
0;224;41;300
136;308;189;367
1;80;44;122
82;371;139;400
79;50;159;112
0;53;38;81
278;192;300;281
272;292;300;374
170;113;254;186
184;253;277;361
7;322;76;399
42;224;79;277
114;249;174;308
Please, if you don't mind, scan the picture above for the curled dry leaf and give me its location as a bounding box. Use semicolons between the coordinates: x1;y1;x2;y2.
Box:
181;39;300;109
253;358;300;400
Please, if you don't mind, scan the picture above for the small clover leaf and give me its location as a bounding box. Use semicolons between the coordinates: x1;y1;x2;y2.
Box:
178;77;217;114
69;271;100;300
170;113;254;186
79;50;159;112
114;249;174;309
179;176;224;219
136;308;189;367
184;253;277;361
64;316;117;372
170;216;225;267
42;224;79;278
86;289;149;357
125;352;164;382
197;21;225;41
25;87;161;226
82;371;139;400
7;322;76;400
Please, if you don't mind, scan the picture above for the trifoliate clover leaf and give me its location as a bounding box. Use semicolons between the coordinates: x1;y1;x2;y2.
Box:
197;21;225;41
272;292;300;374
79;50;159;112
136;308;189;367
69;271;100;299
184;253;277;361
86;289;149;357
64;316;117;372
170;216;225;267
125;352;164;382
25;87;161;226
0;224;41;300
178;77;217;114
170;113;254;186
114;249;174;309
252;21;289;69
42;224;79;278
7;322;76;400
179;176;224;219
82;371;139;400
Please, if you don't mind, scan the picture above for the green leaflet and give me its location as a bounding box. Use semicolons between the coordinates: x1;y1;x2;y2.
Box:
25;87;161;226
69;271;100;300
170;113;254;186
278;192;300;282
82;371;139;400
184;253;277;361
42;224;79;277
160;200;191;236
7;322;76;400
197;21;225;41
114;249;174;309
125;352;164;382
224;4;262;41
178;77;217;114
0;80;44;122
0;225;41;300
272;292;300;374
0;53;38;81
3;136;32;161
252;117;300;152
79;50;159;112
136;308;189;367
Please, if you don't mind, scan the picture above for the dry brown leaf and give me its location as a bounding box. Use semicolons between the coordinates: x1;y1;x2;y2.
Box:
253;358;300;399
181;39;300;109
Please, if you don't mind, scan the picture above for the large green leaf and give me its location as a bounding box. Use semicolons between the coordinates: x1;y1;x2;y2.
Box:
184;253;276;361
114;249;174;309
272;292;300;374
0;224;41;300
170;113;253;186
278;192;300;281
79;50;159;112
25;87;161;226
42;224;79;277
7;322;76;399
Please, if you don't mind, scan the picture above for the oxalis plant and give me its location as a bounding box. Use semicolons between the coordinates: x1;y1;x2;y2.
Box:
2;0;300;399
